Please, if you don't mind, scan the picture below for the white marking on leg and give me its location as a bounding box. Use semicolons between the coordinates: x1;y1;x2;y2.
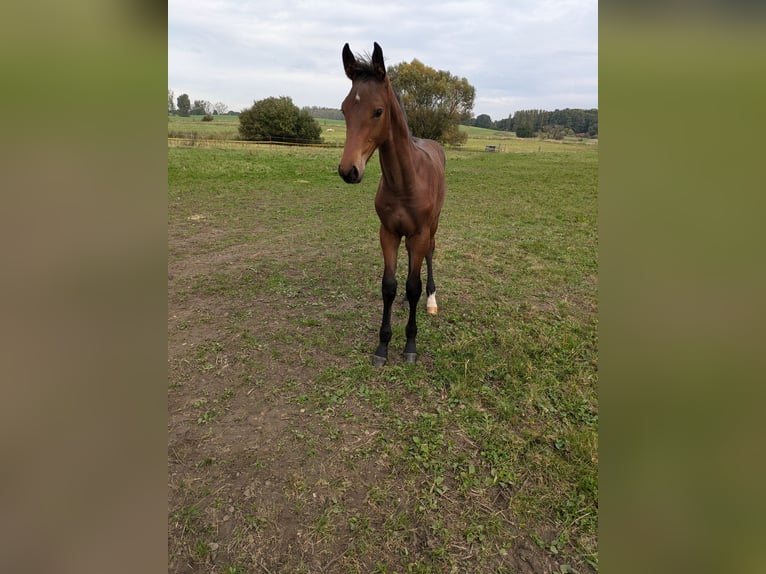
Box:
427;293;437;314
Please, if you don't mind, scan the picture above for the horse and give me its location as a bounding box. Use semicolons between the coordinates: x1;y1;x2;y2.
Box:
338;42;446;367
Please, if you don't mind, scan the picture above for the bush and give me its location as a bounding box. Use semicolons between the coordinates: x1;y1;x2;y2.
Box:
202;114;214;122
515;123;535;138
540;124;566;140
239;96;322;144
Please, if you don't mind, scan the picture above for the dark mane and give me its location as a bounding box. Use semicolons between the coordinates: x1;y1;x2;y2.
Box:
349;51;379;81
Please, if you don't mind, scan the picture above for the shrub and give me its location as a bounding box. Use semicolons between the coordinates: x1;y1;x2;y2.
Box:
239;96;322;144
515;123;535;138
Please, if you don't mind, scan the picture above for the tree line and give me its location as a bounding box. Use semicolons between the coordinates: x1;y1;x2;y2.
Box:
168;89;233;117
303;107;344;121
471;108;598;138
169;66;596;142
306;106;599;139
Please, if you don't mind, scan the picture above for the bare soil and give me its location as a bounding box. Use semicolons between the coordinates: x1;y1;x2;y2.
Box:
168;223;575;573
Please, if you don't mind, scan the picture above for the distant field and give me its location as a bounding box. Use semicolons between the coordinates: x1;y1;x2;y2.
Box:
168;114;597;151
168;114;242;140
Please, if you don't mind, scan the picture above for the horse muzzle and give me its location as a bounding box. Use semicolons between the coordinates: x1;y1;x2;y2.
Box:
338;164;363;184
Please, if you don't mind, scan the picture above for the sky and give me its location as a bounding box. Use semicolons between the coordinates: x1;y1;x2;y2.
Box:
168;0;597;121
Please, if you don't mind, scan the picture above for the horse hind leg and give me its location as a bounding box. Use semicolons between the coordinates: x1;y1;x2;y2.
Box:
425;237;437;315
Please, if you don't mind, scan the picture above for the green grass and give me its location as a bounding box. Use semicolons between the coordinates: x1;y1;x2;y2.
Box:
168;140;597;572
168;114;241;140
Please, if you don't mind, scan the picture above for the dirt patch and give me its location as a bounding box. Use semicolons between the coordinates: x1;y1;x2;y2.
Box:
168;215;593;573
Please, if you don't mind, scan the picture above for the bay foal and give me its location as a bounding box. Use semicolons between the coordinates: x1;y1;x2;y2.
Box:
338;42;446;366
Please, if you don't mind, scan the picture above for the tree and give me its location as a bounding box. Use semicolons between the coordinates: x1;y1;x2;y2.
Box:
191;100;211;116
176;93;191;117
494;116;512;131
474;114;493;129
168;89;176;114
387;59;475;146
238;96;322;144
213;101;228;115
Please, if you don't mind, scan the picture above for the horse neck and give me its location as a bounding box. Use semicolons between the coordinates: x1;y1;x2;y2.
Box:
378;80;417;191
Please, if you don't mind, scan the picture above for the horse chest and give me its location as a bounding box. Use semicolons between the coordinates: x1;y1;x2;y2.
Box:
376;201;423;237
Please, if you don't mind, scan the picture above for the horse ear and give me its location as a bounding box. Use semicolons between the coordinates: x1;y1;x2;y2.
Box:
342;43;357;80
372;42;386;80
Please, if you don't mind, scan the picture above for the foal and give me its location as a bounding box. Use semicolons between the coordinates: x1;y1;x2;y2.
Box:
338;42;446;366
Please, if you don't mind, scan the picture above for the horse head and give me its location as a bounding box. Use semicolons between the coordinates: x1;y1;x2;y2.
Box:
338;42;390;184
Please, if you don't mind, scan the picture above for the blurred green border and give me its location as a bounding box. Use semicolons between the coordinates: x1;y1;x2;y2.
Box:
600;7;766;574
0;3;168;573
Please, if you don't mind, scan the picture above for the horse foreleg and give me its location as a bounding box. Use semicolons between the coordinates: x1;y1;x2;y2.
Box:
374;228;400;367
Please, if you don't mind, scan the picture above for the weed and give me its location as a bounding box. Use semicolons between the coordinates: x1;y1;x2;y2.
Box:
197;409;218;425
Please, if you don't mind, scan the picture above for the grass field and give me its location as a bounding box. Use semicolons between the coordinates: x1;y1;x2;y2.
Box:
168;138;598;572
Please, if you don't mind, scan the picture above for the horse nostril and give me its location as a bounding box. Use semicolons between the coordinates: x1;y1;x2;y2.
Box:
339;164;361;183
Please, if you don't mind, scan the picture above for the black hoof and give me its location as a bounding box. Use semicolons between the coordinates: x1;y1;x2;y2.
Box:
403;352;418;364
372;354;387;367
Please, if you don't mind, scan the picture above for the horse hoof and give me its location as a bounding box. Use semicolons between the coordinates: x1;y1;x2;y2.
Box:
403;352;418;364
372;354;387;367
427;306;438;315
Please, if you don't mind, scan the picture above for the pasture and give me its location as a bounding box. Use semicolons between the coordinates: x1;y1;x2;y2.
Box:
168;139;598;572
167;114;598;151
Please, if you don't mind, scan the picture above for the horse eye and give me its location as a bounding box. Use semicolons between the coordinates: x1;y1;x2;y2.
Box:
373;108;383;118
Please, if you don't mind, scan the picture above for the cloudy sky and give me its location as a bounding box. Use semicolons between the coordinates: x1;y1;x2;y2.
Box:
168;0;597;120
